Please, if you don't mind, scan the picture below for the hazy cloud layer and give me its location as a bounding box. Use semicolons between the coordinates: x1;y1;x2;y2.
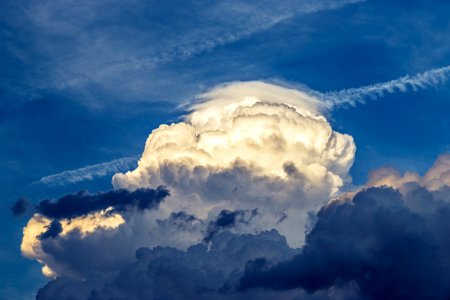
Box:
2;0;361;106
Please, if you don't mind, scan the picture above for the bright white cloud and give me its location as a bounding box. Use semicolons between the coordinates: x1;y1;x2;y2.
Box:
21;210;125;278
114;82;354;190
113;81;355;246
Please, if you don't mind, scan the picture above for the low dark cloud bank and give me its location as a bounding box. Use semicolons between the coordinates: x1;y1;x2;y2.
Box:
36;182;450;300
240;185;450;299
36;186;169;219
37;230;299;300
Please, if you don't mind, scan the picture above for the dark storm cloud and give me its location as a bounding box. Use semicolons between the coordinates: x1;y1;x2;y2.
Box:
33;183;450;300
239;185;450;300
11;197;30;216
36;186;169;219
37;230;299;300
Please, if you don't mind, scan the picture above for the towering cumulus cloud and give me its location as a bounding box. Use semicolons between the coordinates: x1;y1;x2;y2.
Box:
113;81;355;244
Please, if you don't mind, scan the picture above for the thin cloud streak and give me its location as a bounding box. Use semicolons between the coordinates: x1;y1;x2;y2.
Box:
322;65;450;107
32;157;137;186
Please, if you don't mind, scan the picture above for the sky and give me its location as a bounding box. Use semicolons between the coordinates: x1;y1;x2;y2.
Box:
1;0;450;299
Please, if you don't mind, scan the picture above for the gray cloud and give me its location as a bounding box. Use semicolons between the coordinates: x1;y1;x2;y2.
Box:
239;185;450;300
36;230;301;300
33;156;450;299
11;197;30;216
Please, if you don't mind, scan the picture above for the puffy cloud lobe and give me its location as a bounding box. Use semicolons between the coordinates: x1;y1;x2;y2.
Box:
423;154;450;190
21;187;169;278
36;186;169;219
22;210;126;278
365;154;450;191
239;185;450;300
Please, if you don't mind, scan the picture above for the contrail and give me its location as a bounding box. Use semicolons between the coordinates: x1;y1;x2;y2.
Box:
32;157;138;186
320;65;450;107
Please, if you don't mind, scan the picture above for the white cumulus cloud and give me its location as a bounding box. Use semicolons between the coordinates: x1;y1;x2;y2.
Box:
113;81;355;246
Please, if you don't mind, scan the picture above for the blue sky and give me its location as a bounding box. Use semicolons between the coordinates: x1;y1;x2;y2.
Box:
1;0;450;298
